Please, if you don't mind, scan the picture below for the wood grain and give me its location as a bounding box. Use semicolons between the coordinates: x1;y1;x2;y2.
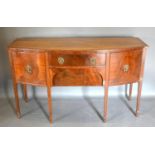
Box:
12;51;46;86
51;68;104;86
49;51;105;67
45;52;52;124
109;50;142;85
104;53;110;122
9;37;147;51
136;47;147;116
8;37;148;124
8;49;21;118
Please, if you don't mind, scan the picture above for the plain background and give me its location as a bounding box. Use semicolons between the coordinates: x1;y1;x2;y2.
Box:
0;27;154;98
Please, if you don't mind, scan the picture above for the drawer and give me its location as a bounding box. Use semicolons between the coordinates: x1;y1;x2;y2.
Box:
109;50;142;85
12;50;46;85
48;52;105;67
12;50;45;66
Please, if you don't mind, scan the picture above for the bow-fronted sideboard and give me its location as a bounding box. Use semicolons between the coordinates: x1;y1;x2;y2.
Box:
8;37;148;124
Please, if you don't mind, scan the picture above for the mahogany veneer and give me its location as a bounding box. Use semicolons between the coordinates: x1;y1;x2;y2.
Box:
8;37;148;124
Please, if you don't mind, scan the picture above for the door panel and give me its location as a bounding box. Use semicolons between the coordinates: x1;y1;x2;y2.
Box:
109;50;142;85
12;50;46;86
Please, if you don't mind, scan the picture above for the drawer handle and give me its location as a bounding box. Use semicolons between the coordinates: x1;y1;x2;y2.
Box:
58;57;64;65
90;58;96;65
25;65;33;74
123;64;129;72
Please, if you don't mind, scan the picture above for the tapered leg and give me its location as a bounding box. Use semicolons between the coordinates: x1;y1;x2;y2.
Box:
23;84;28;102
104;85;109;122
136;81;143;116
125;83;133;101
13;83;21;118
47;86;52;124
103;53;110;122
45;53;53;125
128;83;133;101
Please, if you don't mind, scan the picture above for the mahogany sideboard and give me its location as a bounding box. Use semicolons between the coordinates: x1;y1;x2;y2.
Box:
8;37;148;124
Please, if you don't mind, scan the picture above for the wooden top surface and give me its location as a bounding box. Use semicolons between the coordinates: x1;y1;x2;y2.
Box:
9;37;147;51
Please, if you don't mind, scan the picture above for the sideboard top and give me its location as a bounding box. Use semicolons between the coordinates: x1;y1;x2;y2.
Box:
8;37;148;51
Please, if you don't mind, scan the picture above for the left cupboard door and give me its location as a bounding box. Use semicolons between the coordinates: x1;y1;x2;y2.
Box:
12;50;46;86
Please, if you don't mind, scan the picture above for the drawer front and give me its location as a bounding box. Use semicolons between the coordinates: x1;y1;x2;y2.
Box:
12;50;46;85
48;51;105;67
12;50;45;66
109;50;142;85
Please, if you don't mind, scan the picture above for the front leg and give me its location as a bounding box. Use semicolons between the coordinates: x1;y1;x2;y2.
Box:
45;53;53;125
9;51;21;118
47;86;52;124
136;81;142;116
99;71;109;122
103;53;110;122
104;84;109;122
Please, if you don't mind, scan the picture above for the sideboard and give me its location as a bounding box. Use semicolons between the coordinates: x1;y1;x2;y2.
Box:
8;37;148;124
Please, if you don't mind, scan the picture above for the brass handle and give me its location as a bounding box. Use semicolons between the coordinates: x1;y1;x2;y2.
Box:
90;57;96;65
123;64;129;72
25;65;33;74
58;57;64;65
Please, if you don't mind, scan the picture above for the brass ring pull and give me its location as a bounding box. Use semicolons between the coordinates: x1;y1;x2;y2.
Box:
58;57;64;65
25;65;33;74
123;64;129;72
90;57;96;65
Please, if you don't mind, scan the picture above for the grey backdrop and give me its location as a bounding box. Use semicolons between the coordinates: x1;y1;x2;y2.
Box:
0;27;154;98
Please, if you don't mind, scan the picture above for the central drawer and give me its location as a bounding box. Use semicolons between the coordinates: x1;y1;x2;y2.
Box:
48;51;106;67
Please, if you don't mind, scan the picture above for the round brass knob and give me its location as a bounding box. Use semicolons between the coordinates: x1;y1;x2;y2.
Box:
58;57;64;65
90;57;96;65
123;64;129;72
25;65;33;74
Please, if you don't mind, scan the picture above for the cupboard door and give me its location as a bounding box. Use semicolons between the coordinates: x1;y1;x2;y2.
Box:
12;50;46;86
109;50;142;85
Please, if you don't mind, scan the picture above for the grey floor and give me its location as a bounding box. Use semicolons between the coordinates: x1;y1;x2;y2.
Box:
0;96;155;127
